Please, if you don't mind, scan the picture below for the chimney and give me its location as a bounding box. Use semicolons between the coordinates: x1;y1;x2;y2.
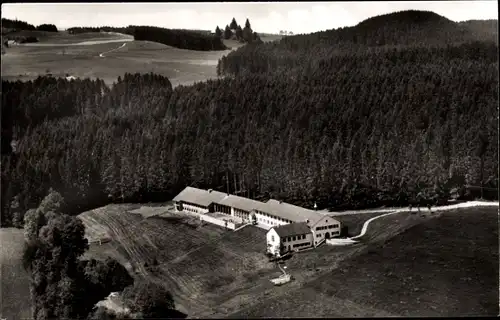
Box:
208;189;213;193
279;200;282;204
305;219;309;224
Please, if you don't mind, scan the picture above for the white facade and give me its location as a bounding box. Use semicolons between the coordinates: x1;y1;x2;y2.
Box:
254;210;292;228
266;228;314;256
266;228;282;255
310;216;341;246
179;202;209;215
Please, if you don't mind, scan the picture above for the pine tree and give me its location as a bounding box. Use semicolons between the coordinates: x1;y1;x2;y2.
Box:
230;17;238;30
215;26;222;37
224;25;232;39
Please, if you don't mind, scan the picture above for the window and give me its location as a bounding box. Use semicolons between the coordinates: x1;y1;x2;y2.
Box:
271;235;275;242
292;236;296;241
315;227;320;231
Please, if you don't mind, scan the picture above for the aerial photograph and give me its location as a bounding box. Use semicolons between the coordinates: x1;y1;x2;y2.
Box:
1;1;498;319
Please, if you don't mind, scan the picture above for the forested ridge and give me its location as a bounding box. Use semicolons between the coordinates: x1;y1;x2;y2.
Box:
1;10;498;228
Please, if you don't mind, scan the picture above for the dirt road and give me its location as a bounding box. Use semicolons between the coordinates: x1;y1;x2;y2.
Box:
99;43;127;57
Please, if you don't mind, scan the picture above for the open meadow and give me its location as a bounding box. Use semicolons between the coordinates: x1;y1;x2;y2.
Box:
229;206;499;318
78;203;499;318
1;31;281;87
0;228;32;320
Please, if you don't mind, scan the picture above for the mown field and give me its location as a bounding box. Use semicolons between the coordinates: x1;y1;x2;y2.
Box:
1;31;281;87
229;206;499;318
0;228;32;320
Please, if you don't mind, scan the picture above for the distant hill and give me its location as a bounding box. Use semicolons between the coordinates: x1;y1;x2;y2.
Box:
458;19;498;42
218;10;498;76
273;10;496;49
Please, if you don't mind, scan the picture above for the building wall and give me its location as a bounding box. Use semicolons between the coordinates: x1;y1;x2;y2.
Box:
255;210;292;228
213;203;232;215
281;232;314;252
311;216;341;246
199;214;236;230
182;202;209;215
266;229;313;256
266;229;281;255
232;208;250;221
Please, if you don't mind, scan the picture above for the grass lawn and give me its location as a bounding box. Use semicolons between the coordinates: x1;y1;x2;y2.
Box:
229;206;499;317
2;32;282;87
334;211;394;237
0;228;32;320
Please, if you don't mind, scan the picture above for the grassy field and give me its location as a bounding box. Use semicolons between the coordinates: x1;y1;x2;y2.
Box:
2;203;495;318
0;228;32;320
334;211;394;236
78;205;367;318
1;31;281;87
229;206;499;318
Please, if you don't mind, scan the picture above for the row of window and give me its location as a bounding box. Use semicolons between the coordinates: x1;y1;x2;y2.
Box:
284;234;307;242
213;204;231;214
255;211;292;224
316;224;339;231
258;217;286;226
293;242;311;248
315;231;340;238
185;207;201;213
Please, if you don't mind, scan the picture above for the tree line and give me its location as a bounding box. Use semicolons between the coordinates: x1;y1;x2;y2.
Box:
215;17;262;44
1;18;58;32
22;189;180;319
66;25;227;51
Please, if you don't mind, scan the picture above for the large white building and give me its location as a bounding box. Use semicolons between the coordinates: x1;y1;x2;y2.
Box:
173;186;341;254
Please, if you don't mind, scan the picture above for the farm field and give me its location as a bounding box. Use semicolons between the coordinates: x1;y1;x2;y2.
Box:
1;31;281;87
0;228;32;320
229;206;499;318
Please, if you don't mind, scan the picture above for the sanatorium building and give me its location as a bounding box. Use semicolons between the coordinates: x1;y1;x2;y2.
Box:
173;186;341;256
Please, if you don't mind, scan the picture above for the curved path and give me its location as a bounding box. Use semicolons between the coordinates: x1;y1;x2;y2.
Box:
327;200;499;246
99;42;127;57
18;38;134;47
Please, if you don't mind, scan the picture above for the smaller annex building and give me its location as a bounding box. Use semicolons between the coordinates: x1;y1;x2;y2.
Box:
266;222;313;256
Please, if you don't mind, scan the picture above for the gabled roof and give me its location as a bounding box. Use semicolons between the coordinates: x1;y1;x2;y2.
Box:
262;199;324;226
270;222;311;238
173;187;227;207
216;194;263;212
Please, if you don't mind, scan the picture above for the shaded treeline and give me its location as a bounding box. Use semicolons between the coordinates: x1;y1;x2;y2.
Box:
1;18;58;32
66;25;227;51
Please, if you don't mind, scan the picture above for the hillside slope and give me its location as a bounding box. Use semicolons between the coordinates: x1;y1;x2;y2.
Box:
229;206;499;317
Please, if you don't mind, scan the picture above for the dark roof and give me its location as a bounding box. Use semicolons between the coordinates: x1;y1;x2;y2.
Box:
173;187;227;207
271;222;311;238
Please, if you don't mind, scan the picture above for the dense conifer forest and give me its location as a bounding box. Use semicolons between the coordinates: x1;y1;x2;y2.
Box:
1;10;498;228
1;18;36;31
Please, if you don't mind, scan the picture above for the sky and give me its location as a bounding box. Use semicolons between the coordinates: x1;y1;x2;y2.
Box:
1;1;498;34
